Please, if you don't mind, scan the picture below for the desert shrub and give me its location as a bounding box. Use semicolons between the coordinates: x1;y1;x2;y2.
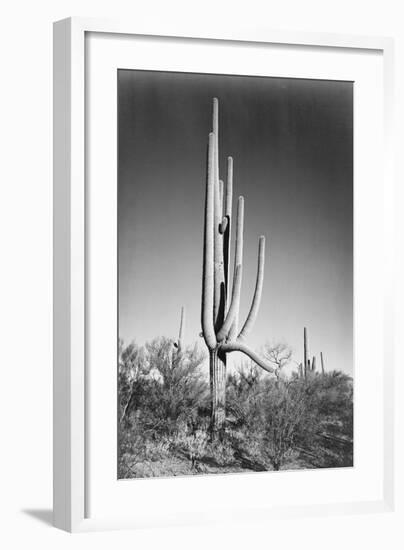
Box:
118;418;150;479
225;364;350;471
311;371;353;434
171;423;209;469
144;338;209;433
119;338;209;431
226;374;316;470
300;371;354;467
118;337;210;475
208;433;235;466
257;381;318;469
118;340;148;423
226;362;269;427
143;438;171;460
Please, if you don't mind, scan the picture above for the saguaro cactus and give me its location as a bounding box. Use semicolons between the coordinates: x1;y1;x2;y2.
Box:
299;327;321;378
201;98;274;435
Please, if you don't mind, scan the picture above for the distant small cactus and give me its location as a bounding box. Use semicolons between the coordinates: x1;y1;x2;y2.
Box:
298;327;324;378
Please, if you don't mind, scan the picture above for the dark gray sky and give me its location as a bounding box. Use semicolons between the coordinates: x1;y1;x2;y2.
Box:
118;69;353;375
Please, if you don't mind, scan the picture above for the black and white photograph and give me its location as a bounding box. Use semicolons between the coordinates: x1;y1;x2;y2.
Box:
1;2;399;544
118;69;354;479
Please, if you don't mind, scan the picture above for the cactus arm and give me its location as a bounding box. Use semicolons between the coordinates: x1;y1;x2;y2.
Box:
238;235;266;341
213;176;226;329
212;97;219;183
228;197;244;341
219;179;224;215
225;157;233;219
311;355;316;372
216;264;242;342
223;156;233;301
233;198;244;272
212;101;225;329
201;132;217;350
212;97;225;331
220;341;275;374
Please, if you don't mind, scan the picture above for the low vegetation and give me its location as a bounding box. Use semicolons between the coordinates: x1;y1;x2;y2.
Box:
118;338;353;479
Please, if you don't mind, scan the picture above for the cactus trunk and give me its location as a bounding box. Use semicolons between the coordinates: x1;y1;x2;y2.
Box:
209;350;226;436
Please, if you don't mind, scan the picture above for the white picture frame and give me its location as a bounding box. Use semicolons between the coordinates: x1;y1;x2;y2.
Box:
53;17;396;533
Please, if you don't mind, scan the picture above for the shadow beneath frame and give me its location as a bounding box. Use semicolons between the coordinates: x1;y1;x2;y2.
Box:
22;509;53;527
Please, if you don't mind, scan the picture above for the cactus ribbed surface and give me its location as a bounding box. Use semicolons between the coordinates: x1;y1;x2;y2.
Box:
201;133;217;351
224;156;233;304
201;98;274;435
228;197;244;342
238;236;265;342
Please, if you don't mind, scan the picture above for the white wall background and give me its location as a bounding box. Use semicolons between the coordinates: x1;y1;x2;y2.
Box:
0;1;402;548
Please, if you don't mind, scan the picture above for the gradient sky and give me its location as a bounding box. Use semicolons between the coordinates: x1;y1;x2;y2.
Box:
118;69;353;375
